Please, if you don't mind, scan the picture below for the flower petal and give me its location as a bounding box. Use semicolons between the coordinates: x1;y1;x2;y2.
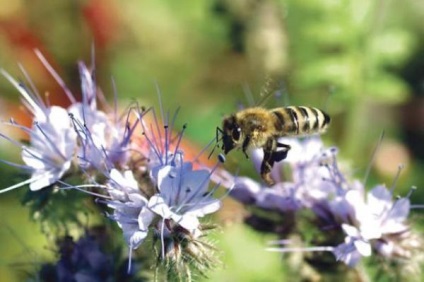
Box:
148;195;172;219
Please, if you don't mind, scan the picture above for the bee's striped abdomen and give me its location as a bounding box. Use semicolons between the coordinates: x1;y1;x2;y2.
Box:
271;106;330;136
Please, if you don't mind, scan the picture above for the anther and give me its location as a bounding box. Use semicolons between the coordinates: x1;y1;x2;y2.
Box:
406;186;417;198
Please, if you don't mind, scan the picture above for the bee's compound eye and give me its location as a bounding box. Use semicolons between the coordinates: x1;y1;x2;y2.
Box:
232;127;241;141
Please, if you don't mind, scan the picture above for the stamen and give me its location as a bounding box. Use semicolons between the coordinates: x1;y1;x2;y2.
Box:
21;146;58;168
57;181;110;199
150;109;164;156
0;158;32;171
44;92;51;108
140;128;162;166
0;69;45;117
406;185;416;199
363;131;385;187
34;49;76;104
149;122;163;161
153;88;164;154
177;157;224;211
390;164;405;193
69;113;86;139
169;107;181;143
91;42;96;70
0;131;29;147
18;63;43;105
111;77;118;123
164;113;170;165
171;124;187;165
266;246;334;253
34;122;67;161
128;243;133;274
267;239;293;245
0;172;51;194
160;218;166;259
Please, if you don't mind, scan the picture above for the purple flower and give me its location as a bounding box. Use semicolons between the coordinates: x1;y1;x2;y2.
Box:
227;134;421;269
148;162;221;233
106;169;154;249
0;52;136;193
21;107;77;191
333;224;372;267
68;63;135;170
0;70;77;192
229;137;345;212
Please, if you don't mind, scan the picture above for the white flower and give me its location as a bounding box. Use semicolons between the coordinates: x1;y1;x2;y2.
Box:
333;185;410;241
68;62;133;170
0;66;77;192
22;106;76;190
148;162;221;233
106;169;154;249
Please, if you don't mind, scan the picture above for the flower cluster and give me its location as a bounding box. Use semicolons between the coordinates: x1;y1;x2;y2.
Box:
227;137;422;275
0;52;226;279
0;51;132;193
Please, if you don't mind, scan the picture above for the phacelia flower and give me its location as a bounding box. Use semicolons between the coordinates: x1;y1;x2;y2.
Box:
229;137;346;213
105;169;154;250
229;135;422;271
0;51;136;193
94;104;226;278
0;68;77;192
149;161;221;234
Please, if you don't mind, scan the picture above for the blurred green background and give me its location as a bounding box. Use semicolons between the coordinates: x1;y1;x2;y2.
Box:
1;0;424;281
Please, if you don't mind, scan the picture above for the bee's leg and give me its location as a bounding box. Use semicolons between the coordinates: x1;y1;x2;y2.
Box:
260;151;276;186
260;139;276;186
272;142;291;162
242;135;251;159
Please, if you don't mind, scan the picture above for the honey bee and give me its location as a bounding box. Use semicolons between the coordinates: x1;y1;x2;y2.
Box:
218;106;330;186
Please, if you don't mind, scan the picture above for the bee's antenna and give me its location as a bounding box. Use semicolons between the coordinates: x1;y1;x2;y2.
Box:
208;143;219;160
216;127;224;142
208;127;224;160
363;130;385;186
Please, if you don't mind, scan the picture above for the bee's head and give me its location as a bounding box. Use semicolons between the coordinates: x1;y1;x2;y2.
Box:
221;115;242;154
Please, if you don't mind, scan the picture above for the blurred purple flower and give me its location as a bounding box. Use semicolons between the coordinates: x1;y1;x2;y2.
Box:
229;137;346;212
333;224;372;267
229;135;421;268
